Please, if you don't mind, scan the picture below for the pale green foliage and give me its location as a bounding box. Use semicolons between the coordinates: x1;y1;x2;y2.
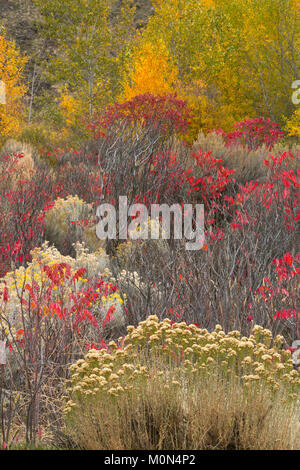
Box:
33;0;136;126
44;195;103;255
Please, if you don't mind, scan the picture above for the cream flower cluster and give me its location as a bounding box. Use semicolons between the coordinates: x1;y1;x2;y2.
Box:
64;317;300;416
0;241;125;336
45;195;104;253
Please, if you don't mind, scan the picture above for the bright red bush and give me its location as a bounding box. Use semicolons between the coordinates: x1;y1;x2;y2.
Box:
0;155;58;277
211;117;284;150
88;93;191;140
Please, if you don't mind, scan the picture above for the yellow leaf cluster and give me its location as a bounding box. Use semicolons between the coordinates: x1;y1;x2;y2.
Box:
285;108;300;138
59;90;80;128
0;33;27;139
122;40;179;102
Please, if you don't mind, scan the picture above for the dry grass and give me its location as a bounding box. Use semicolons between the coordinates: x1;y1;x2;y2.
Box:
0;139;36;188
192;132;299;185
64;364;300;450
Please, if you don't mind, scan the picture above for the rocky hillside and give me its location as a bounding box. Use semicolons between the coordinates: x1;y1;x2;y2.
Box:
0;0;39;53
0;0;153;54
0;0;153;103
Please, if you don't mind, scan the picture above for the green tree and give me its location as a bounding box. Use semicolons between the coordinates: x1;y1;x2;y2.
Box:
33;0;136;135
209;0;300;127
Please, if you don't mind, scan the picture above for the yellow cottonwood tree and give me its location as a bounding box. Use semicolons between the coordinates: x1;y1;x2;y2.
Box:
131;0;300;133
120;0;223;138
178;80;214;141
0;33;27;139
121;35;213;140
122;40;179;101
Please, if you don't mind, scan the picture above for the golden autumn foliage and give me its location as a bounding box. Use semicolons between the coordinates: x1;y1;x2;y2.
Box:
0;33;27;140
58;88;83;138
121;36;214;140
126;0;300;134
178;81;214;142
1;0;299;144
122;40;179;102
285;109;300;138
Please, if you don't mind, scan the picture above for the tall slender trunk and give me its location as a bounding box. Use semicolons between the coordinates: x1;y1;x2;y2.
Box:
28;63;37;125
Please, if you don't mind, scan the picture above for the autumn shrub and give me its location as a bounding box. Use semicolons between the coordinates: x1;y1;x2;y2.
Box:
220;117;285;150
44;195;104;256
256;252;300;340
86;94;191;247
63;317;300;450
193;131;299;186
89;93;191;143
0;144;104;278
185;149;236;228
0;140;36;183
0;241;124;329
49;150;106;210
0;242;128;445
113;150;299;340
0;155;57;278
272;141;300;170
193;131;270;185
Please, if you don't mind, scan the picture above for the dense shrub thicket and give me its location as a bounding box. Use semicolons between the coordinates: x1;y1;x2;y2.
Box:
0;1;299;448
